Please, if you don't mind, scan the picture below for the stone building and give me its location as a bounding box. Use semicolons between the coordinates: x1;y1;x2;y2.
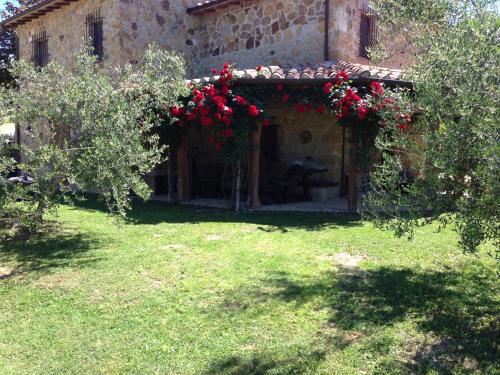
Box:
2;0;413;211
2;0;410;75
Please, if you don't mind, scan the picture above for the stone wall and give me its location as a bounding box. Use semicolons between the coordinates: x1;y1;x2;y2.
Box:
15;0;121;67
269;107;346;193
14;0;412;75
187;0;411;75
189;0;326;75
329;0;412;68
117;0;197;72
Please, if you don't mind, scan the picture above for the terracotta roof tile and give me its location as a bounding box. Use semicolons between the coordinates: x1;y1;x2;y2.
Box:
191;61;408;84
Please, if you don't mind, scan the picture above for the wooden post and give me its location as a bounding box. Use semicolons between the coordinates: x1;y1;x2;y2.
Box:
348;128;359;211
235;163;241;212
248;124;262;209
177;130;191;202
167;148;174;202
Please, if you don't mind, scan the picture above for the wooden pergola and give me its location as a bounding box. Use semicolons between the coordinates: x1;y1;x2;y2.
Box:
177;63;410;211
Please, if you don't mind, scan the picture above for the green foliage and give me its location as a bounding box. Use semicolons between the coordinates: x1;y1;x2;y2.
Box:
365;0;499;254
0;45;186;230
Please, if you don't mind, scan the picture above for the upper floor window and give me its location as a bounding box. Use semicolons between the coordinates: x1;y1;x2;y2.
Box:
86;10;104;61
32;30;49;68
359;10;378;59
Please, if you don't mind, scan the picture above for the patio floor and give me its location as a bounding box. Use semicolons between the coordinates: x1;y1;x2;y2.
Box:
151;196;352;213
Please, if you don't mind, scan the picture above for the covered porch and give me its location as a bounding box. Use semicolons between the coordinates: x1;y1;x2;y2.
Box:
158;61;408;212
173;107;357;212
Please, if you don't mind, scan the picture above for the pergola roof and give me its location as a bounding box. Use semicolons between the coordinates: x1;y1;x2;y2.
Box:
0;0;79;29
191;61;410;86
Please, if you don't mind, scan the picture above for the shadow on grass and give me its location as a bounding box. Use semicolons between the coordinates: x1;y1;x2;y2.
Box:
204;349;326;375
213;264;499;374
0;222;104;280
73;196;362;233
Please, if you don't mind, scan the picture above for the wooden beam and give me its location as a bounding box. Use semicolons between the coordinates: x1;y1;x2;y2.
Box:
1;0;79;29
177;129;192;202
248;124;262;209
347;129;359;211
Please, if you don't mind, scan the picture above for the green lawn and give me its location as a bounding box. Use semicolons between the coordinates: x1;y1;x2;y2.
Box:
0;199;498;374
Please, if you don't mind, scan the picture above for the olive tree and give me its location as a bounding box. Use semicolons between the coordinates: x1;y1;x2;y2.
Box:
0;45;187;231
364;0;499;254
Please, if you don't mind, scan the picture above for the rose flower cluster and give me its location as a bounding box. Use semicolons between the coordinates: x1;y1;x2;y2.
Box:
169;63;264;151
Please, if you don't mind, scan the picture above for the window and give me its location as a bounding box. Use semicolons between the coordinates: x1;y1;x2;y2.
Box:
32;30;48;67
359;11;378;59
86;10;104;61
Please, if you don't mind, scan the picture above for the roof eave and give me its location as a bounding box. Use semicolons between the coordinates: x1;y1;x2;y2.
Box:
231;77;413;88
1;0;78;29
187;0;243;15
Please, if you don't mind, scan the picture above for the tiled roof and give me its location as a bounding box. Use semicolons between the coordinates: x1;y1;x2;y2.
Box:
191;61;408;85
1;0;78;28
187;0;244;15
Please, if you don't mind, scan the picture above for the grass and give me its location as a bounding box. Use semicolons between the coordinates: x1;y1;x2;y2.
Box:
0;198;498;374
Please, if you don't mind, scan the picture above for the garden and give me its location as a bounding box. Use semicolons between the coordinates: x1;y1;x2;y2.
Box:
0;198;498;374
0;0;498;373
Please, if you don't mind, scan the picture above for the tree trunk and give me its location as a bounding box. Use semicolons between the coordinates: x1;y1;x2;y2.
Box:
248;124;262;209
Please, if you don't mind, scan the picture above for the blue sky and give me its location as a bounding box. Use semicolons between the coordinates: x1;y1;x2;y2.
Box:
0;0;18;11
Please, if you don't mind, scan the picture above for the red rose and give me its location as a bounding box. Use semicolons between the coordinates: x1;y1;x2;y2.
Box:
224;128;234;138
256;65;263;72
316;104;326;114
225;106;233;116
216;142;223;151
235;96;247;106
208;135;216;144
370;81;384;97
295;103;306;113
223;62;230;70
170;106;183;117
248;105;260;117
324;82;333;94
282;94;290;103
201;116;213;127
194;92;204;103
398;123;408;130
357;105;369;120
263;119;271;126
276;84;284;91
335;70;349;85
220;85;229;96
205;85;216;97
